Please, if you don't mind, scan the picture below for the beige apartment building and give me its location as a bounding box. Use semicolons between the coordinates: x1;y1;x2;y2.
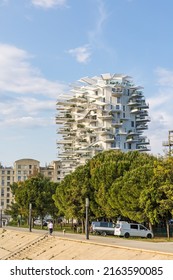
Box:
0;158;61;216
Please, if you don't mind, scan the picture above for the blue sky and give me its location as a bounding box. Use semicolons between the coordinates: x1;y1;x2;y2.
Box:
0;0;173;166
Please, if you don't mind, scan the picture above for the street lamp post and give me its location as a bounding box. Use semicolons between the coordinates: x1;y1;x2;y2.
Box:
0;206;2;228
85;198;89;240
29;203;32;232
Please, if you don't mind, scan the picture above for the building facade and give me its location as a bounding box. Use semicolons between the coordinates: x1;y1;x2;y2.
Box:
0;159;61;215
56;73;150;179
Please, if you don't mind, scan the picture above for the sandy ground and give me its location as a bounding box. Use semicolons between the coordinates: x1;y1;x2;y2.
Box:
0;228;173;260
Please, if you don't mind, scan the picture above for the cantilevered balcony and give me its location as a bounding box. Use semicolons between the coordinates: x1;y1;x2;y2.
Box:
126;137;139;143
100;128;114;136
137;137;150;145
111;119;123;127
111;87;123;97
57;101;75;107
136;116;151;123
57;128;72;134
127;130;140;136
56;119;66;124
136;145;151;152
139;102;149;109
56;113;75;124
130;108;142;114
127;100;141;107
56;139;73;144
98;113;113;120
118;129;127;135
103;136;115;143
136;124;148;130
110;146;121;151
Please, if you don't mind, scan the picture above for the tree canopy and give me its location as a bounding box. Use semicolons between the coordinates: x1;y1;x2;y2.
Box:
7;173;58;222
7;150;173;238
53;150;158;225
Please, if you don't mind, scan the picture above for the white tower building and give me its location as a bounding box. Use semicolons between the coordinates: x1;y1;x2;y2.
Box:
56;73;150;179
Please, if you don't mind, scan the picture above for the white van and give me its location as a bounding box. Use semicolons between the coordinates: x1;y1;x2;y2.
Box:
114;221;153;238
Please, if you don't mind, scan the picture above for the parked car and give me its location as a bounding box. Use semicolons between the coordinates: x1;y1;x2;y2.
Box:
114;221;153;238
34;219;48;226
90;221;115;236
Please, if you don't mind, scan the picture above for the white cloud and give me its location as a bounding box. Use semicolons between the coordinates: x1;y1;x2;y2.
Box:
0;97;55;117
88;0;108;48
0;43;67;98
1;116;54;128
146;67;173;156
155;67;173;87
68;45;91;64
67;0;109;64
0;43;67;128
31;0;67;8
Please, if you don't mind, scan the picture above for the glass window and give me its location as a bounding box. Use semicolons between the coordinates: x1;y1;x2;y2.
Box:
1;188;4;196
130;224;138;230
117;97;120;103
139;225;146;230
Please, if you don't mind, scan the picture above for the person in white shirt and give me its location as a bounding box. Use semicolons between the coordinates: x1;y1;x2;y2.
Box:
48;221;53;235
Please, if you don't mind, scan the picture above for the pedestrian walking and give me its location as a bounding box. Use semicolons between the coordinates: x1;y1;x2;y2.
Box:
48;220;53;235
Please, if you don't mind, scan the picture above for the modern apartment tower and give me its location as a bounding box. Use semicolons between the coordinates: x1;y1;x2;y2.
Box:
56;73;150;179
